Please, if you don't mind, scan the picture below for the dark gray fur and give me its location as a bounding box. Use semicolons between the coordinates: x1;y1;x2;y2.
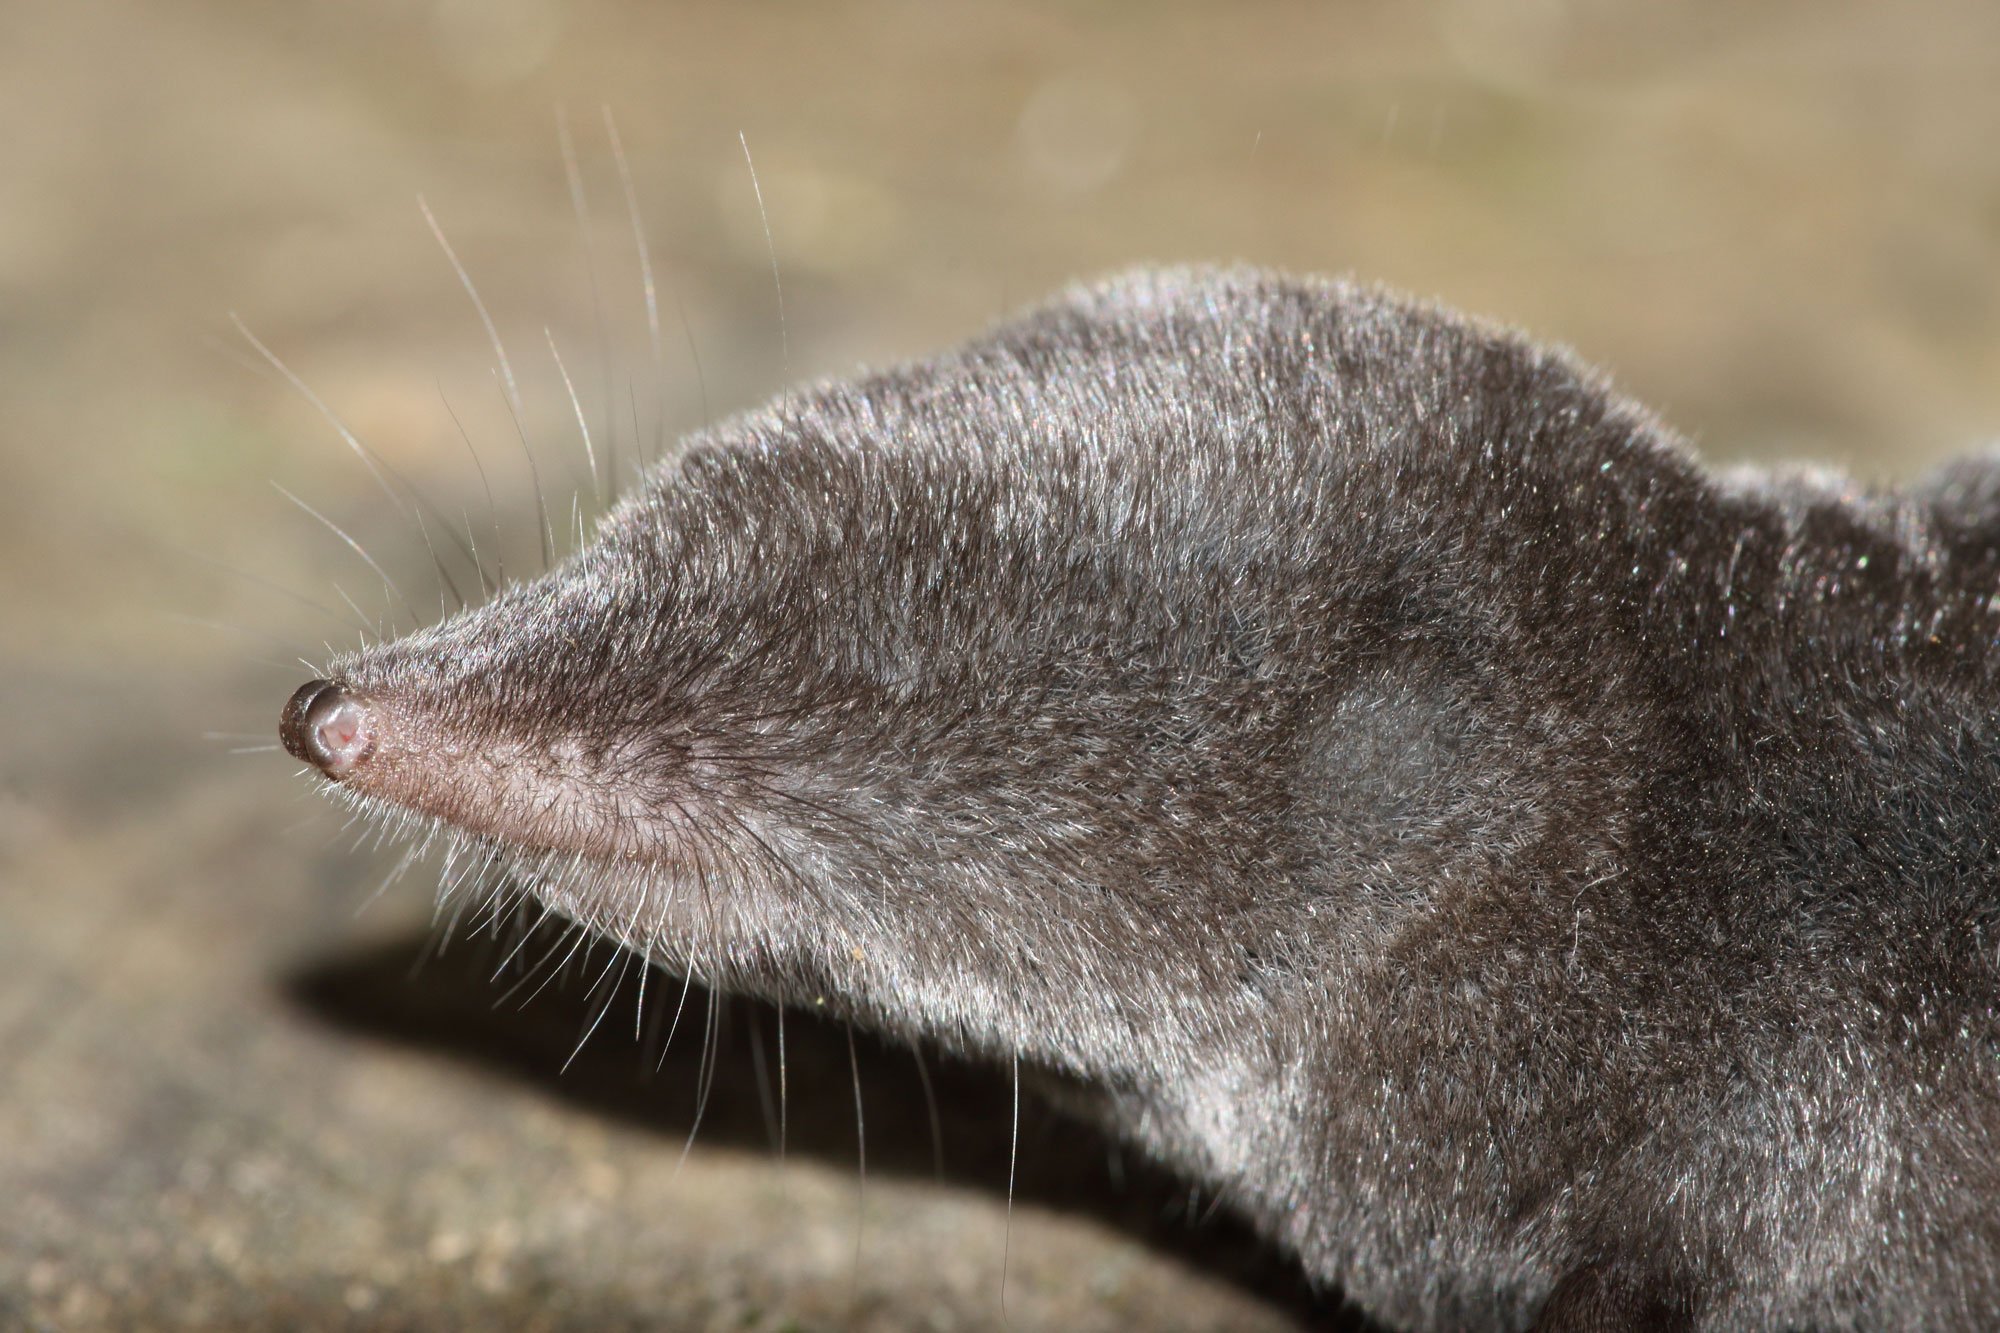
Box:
288;269;2000;1331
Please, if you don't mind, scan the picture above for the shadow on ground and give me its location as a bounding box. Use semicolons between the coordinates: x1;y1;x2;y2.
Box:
285;926;1375;1331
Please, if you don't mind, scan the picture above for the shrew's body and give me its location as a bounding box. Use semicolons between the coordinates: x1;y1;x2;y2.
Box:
282;269;2000;1331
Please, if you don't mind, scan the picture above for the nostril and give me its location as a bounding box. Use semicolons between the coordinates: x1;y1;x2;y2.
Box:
280;679;376;775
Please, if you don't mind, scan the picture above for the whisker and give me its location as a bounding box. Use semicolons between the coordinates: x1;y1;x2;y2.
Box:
326;581;379;646
556;103;619;507
160;610;306;659
490;367;556;574
847;1023;867;1299
495;915;593;1009
1003;1051;1020;1320
631;937;654;1043
232;315;398;506
173;544;368;636
912;1046;945;1181
738;130;789;374
489;890;561;981
674;301;710;436
421;196;555;571
438;385;504;595
235;316;487;602
673;988;723;1177
604;106;672;463
356;841;428;917
563;945;633;1073
275;483;419;630
776;1006;788;1161
421;196;523;422
653;961;698;1074
411;504;465;617
747;1003;782;1156
546;329;600;515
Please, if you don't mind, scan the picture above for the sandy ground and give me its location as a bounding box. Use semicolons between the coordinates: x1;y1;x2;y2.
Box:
3;2;1999;1329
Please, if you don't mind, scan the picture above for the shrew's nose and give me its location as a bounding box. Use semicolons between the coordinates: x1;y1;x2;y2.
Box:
280;679;375;775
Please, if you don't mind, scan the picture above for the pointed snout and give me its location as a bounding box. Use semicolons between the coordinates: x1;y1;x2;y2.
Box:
280;679;376;776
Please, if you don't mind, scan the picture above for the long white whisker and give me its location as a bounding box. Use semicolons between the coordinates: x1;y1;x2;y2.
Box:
176;545;369;636
236;317;489;603
161;610;309;658
422;197;554;570
327;583;379;647
421;196;523;423
274;483;419;630
776;1006;788;1161
738;131;788;374
563;946;633;1073
672;987;722;1180
547;329;600;514
232;315;400;508
556;103;618;505
604;106;671;463
438;385;504;594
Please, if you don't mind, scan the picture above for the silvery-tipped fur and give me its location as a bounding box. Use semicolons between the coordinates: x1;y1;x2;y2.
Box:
293;268;2000;1332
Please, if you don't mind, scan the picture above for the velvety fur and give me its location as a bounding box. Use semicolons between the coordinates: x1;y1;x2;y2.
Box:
284;269;2000;1331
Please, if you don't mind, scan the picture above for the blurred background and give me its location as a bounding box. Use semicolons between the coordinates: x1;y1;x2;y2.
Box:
4;2;1999;1328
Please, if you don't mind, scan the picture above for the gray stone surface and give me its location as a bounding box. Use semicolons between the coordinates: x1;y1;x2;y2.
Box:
4;2;1999;1328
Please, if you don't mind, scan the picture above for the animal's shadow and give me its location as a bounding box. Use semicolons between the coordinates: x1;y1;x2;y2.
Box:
285;924;1375;1330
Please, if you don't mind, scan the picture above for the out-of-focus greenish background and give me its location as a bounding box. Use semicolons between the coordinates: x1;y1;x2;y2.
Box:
4;3;1998;1329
